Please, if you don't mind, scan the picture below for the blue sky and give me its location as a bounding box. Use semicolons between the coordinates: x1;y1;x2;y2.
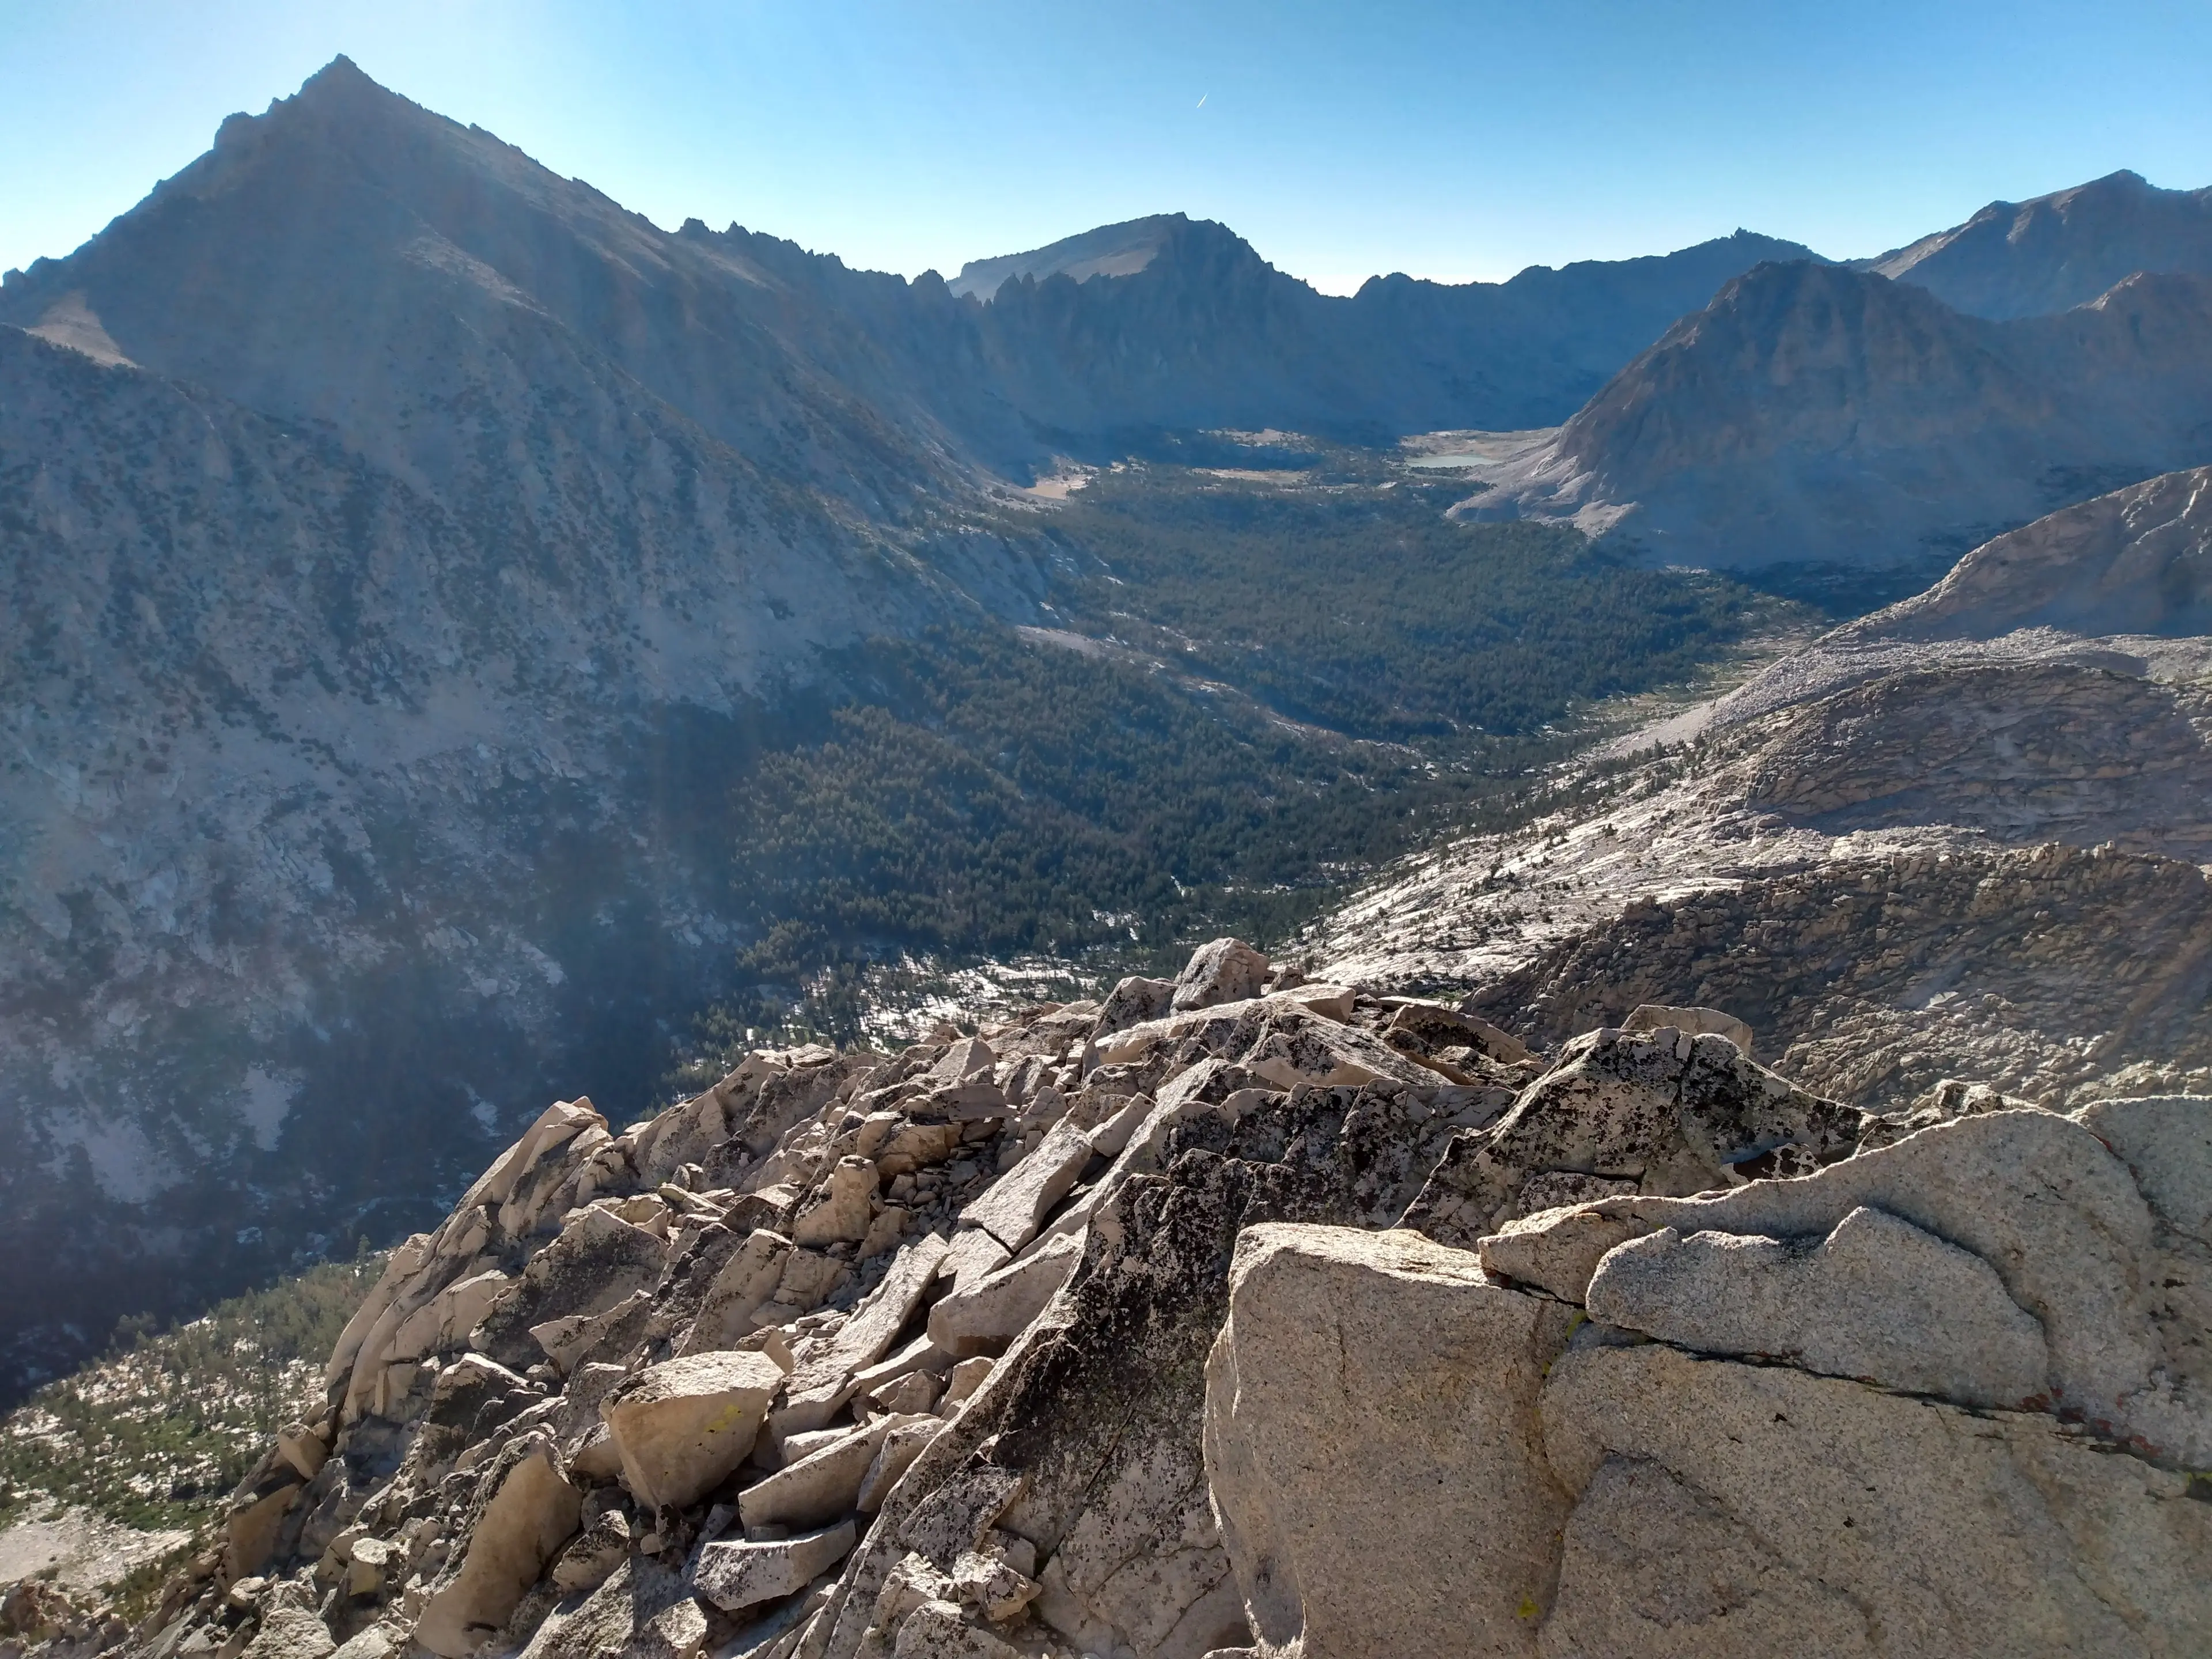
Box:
3;1;2209;292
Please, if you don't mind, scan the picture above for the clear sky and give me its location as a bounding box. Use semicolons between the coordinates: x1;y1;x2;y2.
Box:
3;0;2210;293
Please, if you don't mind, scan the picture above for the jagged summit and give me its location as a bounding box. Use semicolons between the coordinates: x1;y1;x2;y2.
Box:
1864;166;2212;320
276;51;405;112
149;54;475;207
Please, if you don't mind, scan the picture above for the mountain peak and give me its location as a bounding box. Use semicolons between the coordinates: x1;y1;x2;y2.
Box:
1866;168;2212;320
948;213;1194;299
2073;166;2150;192
260;52;423;132
300;52;374;90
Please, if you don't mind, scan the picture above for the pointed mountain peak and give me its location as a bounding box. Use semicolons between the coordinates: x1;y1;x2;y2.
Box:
185;54;433;176
300;53;376;92
271;53;441;133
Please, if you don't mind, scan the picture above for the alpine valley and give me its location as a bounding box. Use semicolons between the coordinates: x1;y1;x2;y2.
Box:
4;65;2212;1635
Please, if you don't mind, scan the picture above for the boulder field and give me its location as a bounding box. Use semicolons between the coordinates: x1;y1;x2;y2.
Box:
71;940;2210;1659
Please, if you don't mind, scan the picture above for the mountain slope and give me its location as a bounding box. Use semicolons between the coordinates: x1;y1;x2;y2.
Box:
1465;260;2212;566
0;60;1065;1399
0;318;986;1396
1321;468;2212;1109
1865;169;2212;321
0;57;1027;520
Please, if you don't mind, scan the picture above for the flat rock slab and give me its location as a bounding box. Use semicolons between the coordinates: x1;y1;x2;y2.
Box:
694;1522;856;1613
780;1236;952;1435
959;1119;1092;1253
680;1229;796;1355
1240;1011;1433;1092
938;1228;1012;1292
927;1230;1083;1359
1582;1109;2162;1437
741;1417;914;1531
1478;1206;1652;1302
1586;1203;2050;1407
416;1438;581;1658
859;1419;945;1513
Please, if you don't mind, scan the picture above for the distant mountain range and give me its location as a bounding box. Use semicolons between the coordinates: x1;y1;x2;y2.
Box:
1467;259;2212;567
954;213;1822;434
1863;168;2212;320
6;54;2212;1391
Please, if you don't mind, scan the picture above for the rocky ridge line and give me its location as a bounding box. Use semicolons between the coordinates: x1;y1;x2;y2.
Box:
25;931;2206;1659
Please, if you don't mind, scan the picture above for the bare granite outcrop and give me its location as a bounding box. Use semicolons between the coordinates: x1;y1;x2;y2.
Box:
47;927;2200;1659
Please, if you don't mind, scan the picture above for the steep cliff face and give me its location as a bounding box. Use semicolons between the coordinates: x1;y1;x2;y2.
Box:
1866;168;2212;321
1465;262;2212;566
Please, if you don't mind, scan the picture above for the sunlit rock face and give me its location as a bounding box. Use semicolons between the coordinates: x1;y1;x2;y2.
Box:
103;934;2212;1659
1323;467;2212;1114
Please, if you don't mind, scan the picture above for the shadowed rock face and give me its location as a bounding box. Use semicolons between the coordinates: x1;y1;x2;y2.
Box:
948;217;1185;300
0;58;1075;1397
1463;262;2212;567
1866;168;2212;322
